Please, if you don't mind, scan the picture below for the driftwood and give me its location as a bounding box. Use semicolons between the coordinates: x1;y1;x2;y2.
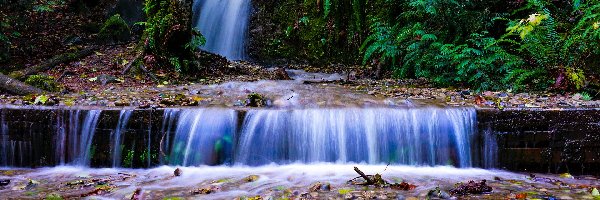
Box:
353;166;375;185
9;46;97;80
0;72;45;95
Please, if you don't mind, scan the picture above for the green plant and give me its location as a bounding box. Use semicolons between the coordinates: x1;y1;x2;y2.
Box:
32;0;61;12
124;149;134;168
580;92;592;101
139;0;199;72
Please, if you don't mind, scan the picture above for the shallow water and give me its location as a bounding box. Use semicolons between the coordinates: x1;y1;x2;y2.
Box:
0;164;598;199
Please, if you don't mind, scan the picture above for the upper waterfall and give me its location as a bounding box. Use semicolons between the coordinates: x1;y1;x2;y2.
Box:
193;0;250;60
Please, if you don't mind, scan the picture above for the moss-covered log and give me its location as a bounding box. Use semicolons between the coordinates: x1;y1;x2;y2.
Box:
8;46;97;80
0;72;45;95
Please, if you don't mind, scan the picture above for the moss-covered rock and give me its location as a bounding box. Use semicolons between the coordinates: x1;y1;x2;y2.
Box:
98;14;131;43
24;74;59;92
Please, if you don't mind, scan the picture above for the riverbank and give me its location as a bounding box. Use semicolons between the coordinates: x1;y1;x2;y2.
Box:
2;61;599;110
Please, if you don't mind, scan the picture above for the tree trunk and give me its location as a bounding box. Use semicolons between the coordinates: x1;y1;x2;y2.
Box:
0;72;45;95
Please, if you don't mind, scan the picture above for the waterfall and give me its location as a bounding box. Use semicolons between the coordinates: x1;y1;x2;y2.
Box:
70;110;102;166
111;110;133;167
236;108;477;167
0;107;491;168
160;109;180;164
193;0;250;60
169;109;237;166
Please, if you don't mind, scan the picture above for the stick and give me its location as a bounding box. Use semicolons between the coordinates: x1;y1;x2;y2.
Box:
137;64;160;83
354;166;374;185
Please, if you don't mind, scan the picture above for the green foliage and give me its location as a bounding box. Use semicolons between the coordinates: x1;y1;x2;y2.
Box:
99;14;131;42
257;0;600;92
124;149;134;168
32;0;62;12
140;0;199;73
25;75;59;92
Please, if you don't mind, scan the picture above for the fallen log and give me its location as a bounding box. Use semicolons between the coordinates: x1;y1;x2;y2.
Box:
9;46;97;80
0;72;45;95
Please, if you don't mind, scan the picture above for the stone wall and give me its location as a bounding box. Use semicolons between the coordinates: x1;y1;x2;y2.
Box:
478;109;600;175
1;106;599;175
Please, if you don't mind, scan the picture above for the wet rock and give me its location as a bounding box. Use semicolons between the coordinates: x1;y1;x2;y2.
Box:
274;68;292;80
174;168;182;176
427;187;451;199
390;182;416;190
309;182;330;192
96;74;119;85
67;180;85;186
449;180;492;195
245;93;267;107
131;188;142;200
114;100;131;107
244;175;259;182
0;179;9;186
192;185;220;195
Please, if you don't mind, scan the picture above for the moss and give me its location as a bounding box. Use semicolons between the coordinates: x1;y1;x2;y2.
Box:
24;75;59;92
99;14;131;42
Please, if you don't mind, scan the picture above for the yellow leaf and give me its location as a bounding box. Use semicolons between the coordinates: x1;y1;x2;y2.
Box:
94;51;105;56
594;22;599;30
121;59;129;66
157;85;165;88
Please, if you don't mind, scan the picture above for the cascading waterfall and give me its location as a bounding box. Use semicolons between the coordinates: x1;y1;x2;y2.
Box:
236;108;477;167
111;110;133;167
160;109;180;163
168;109;237;166
0;107;493;168
69;110;102;166
193;0;250;60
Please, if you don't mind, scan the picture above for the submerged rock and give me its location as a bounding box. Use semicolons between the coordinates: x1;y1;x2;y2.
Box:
0;179;10;186
449;180;492;195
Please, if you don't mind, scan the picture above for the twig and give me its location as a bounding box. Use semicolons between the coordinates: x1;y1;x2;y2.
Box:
137;64;160;83
354;166;374;185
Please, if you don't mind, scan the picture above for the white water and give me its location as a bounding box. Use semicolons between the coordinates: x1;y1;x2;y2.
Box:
0;164;529;199
55;110;102;166
194;0;251;60
236;107;476;167
111;110;133;167
168;109;237;166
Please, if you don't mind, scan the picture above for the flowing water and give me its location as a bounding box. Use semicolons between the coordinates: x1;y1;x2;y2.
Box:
111;110;133;167
55;110;103;166
236;107;476;167
193;0;250;60
168;109;237;166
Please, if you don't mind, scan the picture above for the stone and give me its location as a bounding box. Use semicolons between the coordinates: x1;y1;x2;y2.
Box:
0;179;10;186
174;168;182;176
